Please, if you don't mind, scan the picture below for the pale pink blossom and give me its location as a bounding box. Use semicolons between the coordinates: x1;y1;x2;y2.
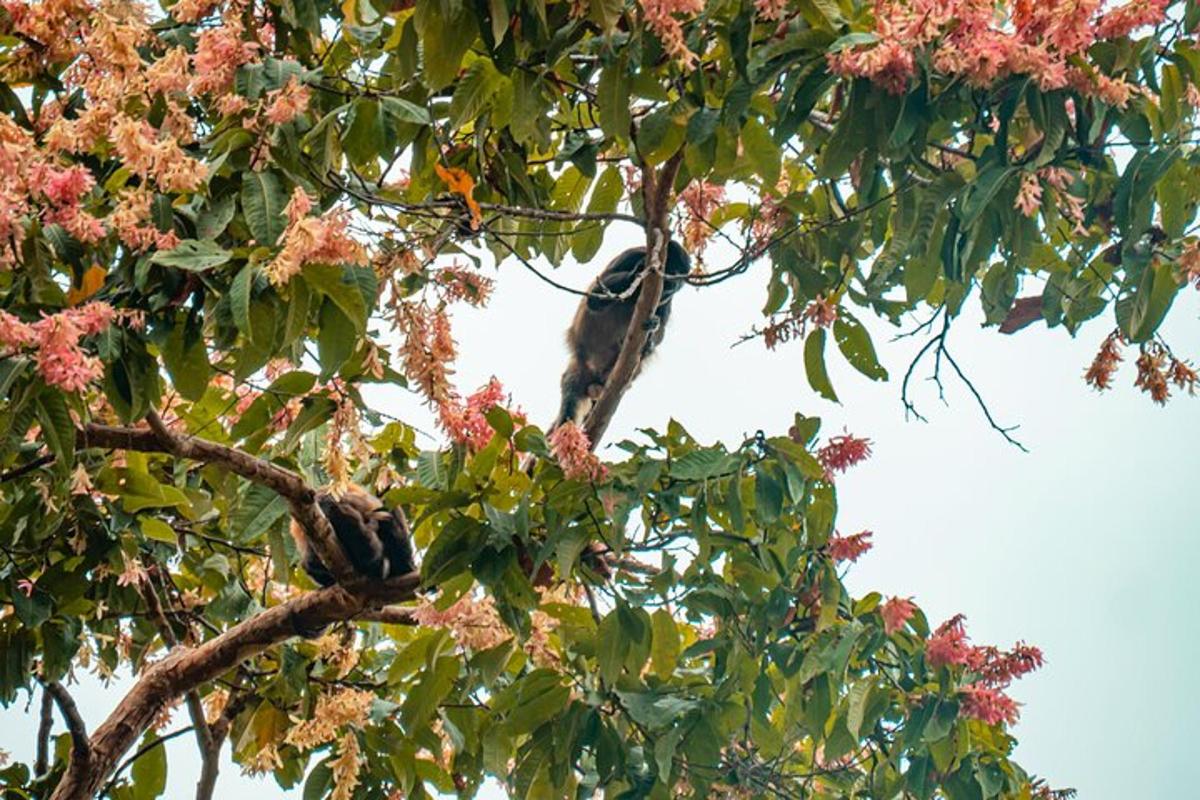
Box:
1014;172;1042;217
548;422;608;482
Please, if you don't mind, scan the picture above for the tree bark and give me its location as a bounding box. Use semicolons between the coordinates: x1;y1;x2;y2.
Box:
78;417;354;584
48;575;418;800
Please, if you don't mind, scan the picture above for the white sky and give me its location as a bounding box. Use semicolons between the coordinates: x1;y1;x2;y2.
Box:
5;226;1198;799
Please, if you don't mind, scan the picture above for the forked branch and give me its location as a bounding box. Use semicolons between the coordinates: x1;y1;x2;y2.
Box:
48;576;419;800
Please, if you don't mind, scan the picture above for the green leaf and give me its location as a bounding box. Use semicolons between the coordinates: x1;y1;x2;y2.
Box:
230;263;255;338
650;609;679;680
303;264;369;332
832;313;887;381
596;608;630;685
571;166;622;263
35;390;74;470
421;517;487;585
150;240;231;271
742;118;781;188
597;64;632;142
130;732;168;800
241;170;288;246
233;484;289;544
400;655;459;732
804;328;838;402
957;163;1015;228
161;322;210;402
1128;260;1182;343
139;517;177;544
316;300;356;381
669;447;737;480
381;96;432;126
448;59;500;131
413;0;478;90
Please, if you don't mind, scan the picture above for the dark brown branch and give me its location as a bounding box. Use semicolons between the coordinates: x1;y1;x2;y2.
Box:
49;575;419;800
0;452;55;483
582;152;684;448
36;686;53;776
42;681;90;769
78;416;352;583
355;605;417;625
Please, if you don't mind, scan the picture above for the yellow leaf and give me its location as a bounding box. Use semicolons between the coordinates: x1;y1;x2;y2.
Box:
67;265;106;306
434;162;482;230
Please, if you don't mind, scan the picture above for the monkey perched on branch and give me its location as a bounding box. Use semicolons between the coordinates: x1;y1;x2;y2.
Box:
554;240;691;428
290;485;416;587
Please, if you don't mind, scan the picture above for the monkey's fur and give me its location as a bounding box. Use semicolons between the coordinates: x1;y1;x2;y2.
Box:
289;484;416;588
555;240;691;428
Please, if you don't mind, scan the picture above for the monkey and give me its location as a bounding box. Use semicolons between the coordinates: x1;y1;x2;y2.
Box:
554;239;691;429
289;484;416;588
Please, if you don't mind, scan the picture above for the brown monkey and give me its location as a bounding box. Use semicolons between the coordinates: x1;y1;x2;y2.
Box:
289;484;416;588
554;240;691;428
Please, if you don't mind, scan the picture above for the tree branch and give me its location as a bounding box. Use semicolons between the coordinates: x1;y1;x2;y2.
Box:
78;415;352;583
49;575;419;800
42;681;90;770
582;152;685;448
36;685;53;776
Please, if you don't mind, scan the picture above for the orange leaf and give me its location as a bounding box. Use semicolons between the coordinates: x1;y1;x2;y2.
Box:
434;163;482;230
67;265;106;306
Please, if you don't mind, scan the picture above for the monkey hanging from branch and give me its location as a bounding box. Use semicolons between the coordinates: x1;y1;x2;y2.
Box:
289;484;416;588
554;238;692;429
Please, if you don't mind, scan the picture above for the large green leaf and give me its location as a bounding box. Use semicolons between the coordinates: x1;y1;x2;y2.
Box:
150;240;231;271
241;170;289;246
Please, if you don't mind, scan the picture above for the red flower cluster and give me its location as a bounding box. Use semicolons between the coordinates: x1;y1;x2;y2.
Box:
959;683;1021;726
827;530;873;563
437;378;524;452
925;615;1044;727
926;614;972;668
879;596;916;634
816;433;872;478
968;642;1045;686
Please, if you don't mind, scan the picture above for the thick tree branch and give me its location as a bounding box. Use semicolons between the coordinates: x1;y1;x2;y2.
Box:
78;416;352;583
49;575;419;800
582;152;684;448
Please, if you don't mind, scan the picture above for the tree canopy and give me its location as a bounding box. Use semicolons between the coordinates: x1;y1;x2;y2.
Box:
0;0;1195;797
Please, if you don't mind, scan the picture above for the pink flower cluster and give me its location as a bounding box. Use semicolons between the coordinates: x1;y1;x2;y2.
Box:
640;0;705;69
925;614;1045;727
958;683;1021;726
829;0;1171;96
437;378;525;451
548;422;608;482
265;189;366;286
879;596;916;634
678;181;726;256
827;530;873;562
0;302;115;391
816;432;872;478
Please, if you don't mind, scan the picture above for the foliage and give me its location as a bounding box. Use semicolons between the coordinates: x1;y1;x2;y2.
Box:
0;0;1194;796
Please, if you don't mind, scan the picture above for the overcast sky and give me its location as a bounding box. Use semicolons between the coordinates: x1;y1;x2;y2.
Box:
5;227;1198;799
